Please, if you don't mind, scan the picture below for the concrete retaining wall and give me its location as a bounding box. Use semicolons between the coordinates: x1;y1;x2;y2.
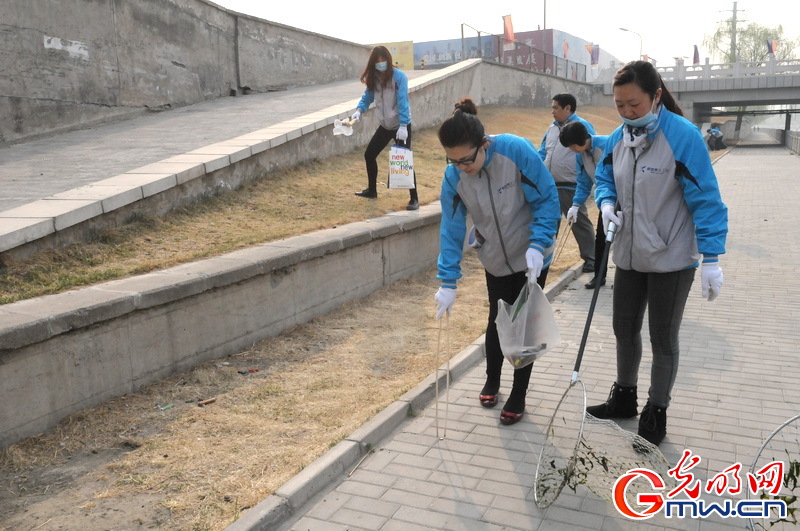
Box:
0;206;440;448
0;0;369;144
480;63;598;108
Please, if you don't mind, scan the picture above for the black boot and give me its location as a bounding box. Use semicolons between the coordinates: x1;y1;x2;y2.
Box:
355;188;377;198
356;174;378;198
586;383;638;419
584;276;606;289
638;401;667;446
406;188;419;210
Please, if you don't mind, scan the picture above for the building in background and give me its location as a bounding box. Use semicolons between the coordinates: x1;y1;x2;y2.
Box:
407;28;621;83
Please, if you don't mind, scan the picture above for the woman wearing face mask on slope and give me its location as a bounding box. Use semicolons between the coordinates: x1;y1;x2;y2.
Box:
585;61;728;446
350;46;419;210
434;98;560;425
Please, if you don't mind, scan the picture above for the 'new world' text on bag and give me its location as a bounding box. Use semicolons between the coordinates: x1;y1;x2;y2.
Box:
388;145;415;189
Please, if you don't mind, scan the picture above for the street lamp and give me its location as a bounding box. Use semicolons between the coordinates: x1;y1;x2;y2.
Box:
619;27;642;61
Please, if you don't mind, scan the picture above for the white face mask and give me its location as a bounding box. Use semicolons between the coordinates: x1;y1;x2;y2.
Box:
621;101;663;149
375;61;388;72
620;99;658;128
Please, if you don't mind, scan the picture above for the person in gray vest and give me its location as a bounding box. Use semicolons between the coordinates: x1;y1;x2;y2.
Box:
537;93;597;273
586;61;728;446
350;46;419;210
434;98;560;426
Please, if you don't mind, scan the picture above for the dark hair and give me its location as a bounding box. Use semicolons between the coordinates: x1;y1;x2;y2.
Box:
438;98;485;148
559;121;591;147
360;46;394;91
613;60;683;116
552;93;577;113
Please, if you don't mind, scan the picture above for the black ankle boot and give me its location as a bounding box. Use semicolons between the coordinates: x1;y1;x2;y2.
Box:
586;383;638;419
638;401;667;446
355;188;377;198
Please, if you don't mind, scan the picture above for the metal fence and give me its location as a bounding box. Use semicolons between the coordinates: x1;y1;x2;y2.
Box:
460;24;587;82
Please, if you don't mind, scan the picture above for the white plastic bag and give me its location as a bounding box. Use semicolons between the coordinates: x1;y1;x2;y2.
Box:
495;281;560;369
332;118;354;136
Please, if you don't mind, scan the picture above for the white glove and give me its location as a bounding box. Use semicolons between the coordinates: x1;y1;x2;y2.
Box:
396;125;408;143
434;287;457;319
566;205;579;224
700;261;723;301
351;110;361;122
525;248;544;282
601;203;622;235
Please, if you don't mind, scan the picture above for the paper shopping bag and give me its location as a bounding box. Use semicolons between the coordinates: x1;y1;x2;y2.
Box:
495;282;560;369
387;145;415;189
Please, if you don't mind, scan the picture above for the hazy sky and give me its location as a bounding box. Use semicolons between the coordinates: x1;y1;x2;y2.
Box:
210;0;799;66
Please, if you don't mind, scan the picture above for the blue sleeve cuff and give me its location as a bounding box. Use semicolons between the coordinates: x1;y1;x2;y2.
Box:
702;255;719;263
529;243;545;254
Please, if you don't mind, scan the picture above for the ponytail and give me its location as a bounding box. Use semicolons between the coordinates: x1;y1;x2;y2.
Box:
438;98;486;148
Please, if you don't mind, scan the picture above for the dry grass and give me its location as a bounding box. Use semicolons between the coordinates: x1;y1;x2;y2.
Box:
0;105;620;304
0;104;722;530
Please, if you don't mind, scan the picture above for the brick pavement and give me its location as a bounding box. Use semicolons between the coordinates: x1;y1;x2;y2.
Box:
262;141;800;531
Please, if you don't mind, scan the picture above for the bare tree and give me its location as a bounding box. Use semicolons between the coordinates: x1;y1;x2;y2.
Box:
704;21;799;63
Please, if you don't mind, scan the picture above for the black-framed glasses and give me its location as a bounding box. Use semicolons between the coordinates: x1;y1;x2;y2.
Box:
446;146;480;166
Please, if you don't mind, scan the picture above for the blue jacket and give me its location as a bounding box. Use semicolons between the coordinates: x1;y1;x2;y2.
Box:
594;107;728;272
437;134;561;288
572;135;610;207
356;68;411;130
538;113;596;186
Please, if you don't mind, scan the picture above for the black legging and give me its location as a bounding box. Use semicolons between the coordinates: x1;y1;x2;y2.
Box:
483;267;549;402
363;125;418;201
612;267;695;408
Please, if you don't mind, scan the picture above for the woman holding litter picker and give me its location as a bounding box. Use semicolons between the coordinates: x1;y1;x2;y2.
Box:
350;46;419;210
434;98;560;425
586;60;728;446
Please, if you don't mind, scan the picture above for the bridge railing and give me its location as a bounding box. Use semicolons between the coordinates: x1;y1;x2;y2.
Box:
658;58;800;81
788;130;800;155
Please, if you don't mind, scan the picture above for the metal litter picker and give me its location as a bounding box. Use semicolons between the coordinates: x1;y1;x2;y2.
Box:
533;219;673;508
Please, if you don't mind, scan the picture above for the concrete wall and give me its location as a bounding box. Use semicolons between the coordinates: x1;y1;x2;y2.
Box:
0;206;440;447
479;62;598;108
0;0;369;144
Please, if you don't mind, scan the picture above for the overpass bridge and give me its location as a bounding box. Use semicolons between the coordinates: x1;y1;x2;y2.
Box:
655;58;800;137
599;58;800;137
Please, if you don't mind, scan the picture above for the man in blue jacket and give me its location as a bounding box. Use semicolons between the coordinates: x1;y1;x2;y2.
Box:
559;121;610;288
538;93;597;273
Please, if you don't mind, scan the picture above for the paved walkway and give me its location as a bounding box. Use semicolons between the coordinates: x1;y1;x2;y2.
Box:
0;78;382;213
260;139;800;530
